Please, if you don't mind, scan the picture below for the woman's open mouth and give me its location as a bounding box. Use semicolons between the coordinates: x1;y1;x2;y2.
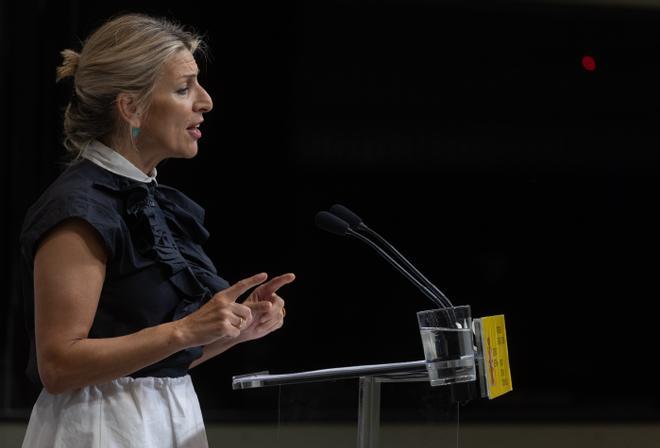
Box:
186;124;202;140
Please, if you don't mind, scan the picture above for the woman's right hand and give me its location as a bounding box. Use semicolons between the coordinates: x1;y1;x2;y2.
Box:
175;273;269;347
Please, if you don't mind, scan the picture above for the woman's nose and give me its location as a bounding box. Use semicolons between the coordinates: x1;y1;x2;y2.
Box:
195;85;213;113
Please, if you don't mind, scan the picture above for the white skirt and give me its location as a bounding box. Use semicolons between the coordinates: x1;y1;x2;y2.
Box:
22;375;209;448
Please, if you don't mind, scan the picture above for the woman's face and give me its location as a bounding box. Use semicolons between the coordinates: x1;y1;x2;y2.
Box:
139;50;213;160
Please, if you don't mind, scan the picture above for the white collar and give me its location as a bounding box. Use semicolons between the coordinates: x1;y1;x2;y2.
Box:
82;140;158;184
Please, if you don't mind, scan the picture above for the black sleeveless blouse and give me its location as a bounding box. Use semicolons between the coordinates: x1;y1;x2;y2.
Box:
19;159;230;386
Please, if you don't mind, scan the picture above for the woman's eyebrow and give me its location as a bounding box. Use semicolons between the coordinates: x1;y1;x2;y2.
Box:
178;71;199;81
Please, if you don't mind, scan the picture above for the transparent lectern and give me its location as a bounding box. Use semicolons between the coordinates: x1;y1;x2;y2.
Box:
232;314;511;448
233;359;428;448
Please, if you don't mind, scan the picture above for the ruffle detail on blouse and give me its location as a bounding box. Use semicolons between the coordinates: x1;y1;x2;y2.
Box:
156;187;218;273
123;183;189;275
93;178;224;320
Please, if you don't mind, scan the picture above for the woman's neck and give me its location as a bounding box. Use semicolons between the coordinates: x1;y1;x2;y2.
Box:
99;135;160;176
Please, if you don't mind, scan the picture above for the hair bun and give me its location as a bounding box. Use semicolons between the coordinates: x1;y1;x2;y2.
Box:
56;49;81;81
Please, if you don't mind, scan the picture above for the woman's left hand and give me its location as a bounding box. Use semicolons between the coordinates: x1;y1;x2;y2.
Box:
238;273;295;342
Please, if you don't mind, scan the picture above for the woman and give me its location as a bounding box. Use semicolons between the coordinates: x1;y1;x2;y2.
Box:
19;13;293;447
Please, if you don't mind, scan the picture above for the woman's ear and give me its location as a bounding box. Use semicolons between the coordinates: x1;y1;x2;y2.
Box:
115;93;142;128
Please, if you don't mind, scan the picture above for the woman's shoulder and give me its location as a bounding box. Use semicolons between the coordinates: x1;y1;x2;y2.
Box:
20;160;127;258
24;160;124;219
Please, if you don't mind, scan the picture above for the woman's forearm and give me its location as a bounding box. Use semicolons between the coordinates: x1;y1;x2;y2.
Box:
38;320;190;394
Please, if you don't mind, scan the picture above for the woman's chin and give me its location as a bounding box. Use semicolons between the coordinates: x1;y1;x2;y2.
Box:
175;143;199;159
184;146;199;158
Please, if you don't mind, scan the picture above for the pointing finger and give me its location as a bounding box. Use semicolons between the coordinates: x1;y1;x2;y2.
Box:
255;273;295;299
223;273;268;302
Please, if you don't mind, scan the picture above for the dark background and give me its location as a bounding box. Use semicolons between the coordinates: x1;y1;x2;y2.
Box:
2;0;660;424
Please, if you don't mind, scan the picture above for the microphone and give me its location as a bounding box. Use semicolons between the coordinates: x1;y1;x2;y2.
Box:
314;211;447;309
317;207;470;404
328;204;454;309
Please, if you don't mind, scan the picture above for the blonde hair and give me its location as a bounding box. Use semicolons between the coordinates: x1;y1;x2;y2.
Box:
56;14;205;157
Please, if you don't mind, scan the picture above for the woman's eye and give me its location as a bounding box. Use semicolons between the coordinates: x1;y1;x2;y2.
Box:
177;87;189;95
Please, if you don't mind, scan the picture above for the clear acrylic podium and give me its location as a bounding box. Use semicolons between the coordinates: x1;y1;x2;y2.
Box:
231;313;511;447
232;360;440;448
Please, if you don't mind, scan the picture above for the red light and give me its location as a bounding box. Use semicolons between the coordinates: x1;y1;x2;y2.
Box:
582;55;596;71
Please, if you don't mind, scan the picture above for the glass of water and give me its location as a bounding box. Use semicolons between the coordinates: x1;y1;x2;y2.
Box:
417;305;476;386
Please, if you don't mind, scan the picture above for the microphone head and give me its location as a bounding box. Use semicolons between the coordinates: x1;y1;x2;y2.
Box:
315;211;351;236
329;204;363;228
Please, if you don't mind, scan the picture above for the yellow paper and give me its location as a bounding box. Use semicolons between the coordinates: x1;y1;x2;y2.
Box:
479;314;513;399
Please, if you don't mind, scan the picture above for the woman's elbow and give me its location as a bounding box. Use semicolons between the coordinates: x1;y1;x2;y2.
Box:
38;356;76;395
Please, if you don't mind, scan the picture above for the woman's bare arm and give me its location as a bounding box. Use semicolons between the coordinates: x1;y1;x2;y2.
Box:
34;218;261;394
34;218;195;394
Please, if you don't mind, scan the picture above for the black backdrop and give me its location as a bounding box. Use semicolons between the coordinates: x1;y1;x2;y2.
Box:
2;0;660;423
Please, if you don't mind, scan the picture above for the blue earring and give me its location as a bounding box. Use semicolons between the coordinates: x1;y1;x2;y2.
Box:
131;127;140;138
